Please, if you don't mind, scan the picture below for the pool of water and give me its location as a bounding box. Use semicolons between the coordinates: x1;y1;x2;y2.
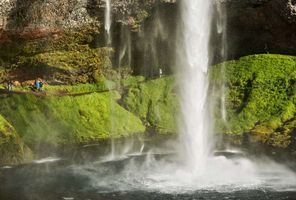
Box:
1;138;296;200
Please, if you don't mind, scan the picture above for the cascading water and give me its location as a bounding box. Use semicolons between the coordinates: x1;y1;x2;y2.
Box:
178;0;213;174
104;0;112;45
104;0;116;160
216;2;228;122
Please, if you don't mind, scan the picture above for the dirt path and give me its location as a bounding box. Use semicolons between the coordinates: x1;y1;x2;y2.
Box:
0;88;113;97
0;77;160;97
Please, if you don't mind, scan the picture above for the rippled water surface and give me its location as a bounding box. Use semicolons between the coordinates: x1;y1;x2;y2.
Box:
1;144;296;200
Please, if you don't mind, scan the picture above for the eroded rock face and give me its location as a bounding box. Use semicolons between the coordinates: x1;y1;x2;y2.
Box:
1;0;94;29
0;0;96;42
0;0;173;42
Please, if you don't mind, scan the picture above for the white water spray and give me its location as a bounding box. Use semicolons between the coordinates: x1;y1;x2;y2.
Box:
104;0;112;45
179;0;213;173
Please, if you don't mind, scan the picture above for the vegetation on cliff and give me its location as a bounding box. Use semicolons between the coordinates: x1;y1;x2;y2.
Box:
211;54;296;148
16;45;112;84
0;114;32;165
1;53;296;164
0;91;145;146
0;75;176;164
122;77;178;134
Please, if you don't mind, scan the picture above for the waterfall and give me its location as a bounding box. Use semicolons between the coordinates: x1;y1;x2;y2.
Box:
104;0;115;160
178;0;213;173
216;2;228;122
105;0;112;45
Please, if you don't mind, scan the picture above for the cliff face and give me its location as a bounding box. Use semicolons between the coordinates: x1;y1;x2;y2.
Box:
0;0;296;66
0;0;95;42
0;0;174;42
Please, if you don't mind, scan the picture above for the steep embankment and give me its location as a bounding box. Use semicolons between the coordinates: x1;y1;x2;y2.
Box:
0;91;145;145
123;77;178;134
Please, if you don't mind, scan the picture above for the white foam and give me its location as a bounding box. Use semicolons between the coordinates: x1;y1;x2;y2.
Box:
33;157;61;164
2;166;12;169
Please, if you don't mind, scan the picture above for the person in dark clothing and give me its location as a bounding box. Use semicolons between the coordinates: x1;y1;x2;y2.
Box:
39;80;43;91
7;80;13;92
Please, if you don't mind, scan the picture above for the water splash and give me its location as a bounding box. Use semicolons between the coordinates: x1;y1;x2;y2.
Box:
33;157;61;164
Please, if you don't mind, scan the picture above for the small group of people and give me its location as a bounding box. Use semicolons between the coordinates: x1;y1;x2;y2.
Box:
34;78;44;91
4;77;45;93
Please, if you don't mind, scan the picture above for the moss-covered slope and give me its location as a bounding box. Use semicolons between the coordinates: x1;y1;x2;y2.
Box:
211;54;296;148
0;114;32;165
0;92;145;146
123;77;178;134
14;46;112;84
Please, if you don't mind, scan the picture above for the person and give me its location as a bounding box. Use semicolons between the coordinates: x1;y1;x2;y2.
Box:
7;80;13;92
34;79;40;91
39;80;43;91
159;68;163;78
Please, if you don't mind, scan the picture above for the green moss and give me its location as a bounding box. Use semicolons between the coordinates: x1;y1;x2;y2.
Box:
120;76;145;88
43;83;108;94
10;75;145;96
211;54;296;147
28;47;111;71
123;77;178;134
0;26;99;62
132;10;150;31
16;46;112;84
0;26;100;83
0;91;145;146
0;115;33;165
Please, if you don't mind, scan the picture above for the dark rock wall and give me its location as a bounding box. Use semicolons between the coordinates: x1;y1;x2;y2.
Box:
214;0;296;62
